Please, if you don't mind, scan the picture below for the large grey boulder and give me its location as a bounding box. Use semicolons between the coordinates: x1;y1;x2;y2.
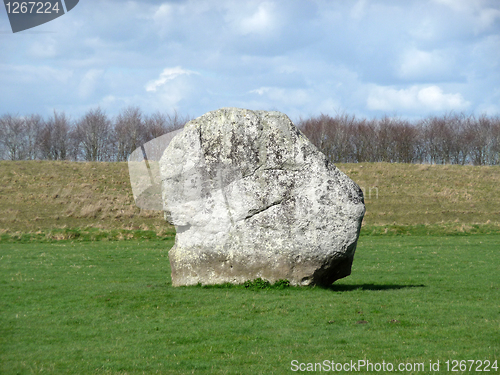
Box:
160;108;365;286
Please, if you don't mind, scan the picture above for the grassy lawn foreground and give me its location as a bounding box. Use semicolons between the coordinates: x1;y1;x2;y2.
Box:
1;235;499;374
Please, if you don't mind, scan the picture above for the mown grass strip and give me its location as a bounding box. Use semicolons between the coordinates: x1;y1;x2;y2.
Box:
360;223;500;236
1;223;499;244
0;227;176;243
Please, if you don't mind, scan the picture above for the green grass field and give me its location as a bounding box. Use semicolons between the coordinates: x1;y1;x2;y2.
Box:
1;235;499;374
1;161;499;374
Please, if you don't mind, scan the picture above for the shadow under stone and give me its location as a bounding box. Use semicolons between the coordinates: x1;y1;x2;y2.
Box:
326;283;426;292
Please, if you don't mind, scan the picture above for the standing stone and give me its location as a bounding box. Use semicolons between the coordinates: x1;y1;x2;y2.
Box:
160;108;365;286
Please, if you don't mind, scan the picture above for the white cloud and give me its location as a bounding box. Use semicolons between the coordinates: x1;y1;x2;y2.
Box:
350;0;368;20
223;1;281;37
146;67;199;92
6;65;73;85
367;85;470;112
144;67;204;113
78;69;104;99
27;37;58;59
152;3;175;36
467;35;500;80
432;0;469;12
249;86;310;106
477;103;500;115
249;87;270;96
417;86;467;109
316;98;342;115
397;48;453;81
1;0;499;120
154;3;173;21
432;0;500;33
477;7;500;30
239;2;276;35
154;87;187;110
409;18;435;41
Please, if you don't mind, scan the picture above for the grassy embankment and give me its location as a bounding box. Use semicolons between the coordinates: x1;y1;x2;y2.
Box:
0;160;499;239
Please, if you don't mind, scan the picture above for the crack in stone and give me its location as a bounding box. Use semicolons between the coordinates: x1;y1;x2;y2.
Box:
243;197;287;220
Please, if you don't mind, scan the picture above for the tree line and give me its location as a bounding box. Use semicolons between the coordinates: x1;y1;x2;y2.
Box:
0;107;189;162
299;113;500;165
1;108;499;165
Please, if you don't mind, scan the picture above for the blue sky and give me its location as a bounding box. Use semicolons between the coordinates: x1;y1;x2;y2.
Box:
1;0;499;122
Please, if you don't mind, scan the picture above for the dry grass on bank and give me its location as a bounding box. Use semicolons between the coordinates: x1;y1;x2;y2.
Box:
0;160;499;234
339;162;500;227
0;161;168;233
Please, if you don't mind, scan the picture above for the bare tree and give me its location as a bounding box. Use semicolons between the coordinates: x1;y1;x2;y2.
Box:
490;116;500;165
24;114;44;160
113;106;144;161
0;114;24;160
392;120;418;163
375;117;397;162
465;114;495;166
412;121;427;164
422;113;474;165
0;113;44;160
143;111;168;142
298;115;325;151
165;110;192;132
300;114;354;163
351;119;377;162
74;107;112;161
38;111;71;160
335;114;356;162
143;110;191;143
